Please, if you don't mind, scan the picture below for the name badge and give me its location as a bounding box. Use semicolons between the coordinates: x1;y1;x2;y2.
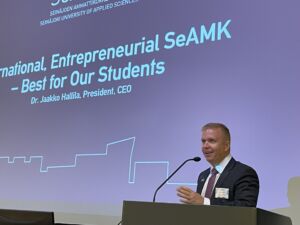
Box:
215;188;229;199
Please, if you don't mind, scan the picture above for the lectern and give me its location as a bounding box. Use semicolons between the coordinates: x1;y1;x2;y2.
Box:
0;208;54;225
121;201;292;225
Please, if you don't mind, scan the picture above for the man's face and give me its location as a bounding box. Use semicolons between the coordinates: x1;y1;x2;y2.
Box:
201;128;230;166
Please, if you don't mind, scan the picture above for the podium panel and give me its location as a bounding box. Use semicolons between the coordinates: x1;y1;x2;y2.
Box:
121;201;292;225
0;209;54;225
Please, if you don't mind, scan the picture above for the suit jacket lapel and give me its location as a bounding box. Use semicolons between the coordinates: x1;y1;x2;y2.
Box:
198;168;210;192
215;157;236;187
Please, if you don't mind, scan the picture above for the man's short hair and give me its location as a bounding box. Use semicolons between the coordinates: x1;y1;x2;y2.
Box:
202;122;231;144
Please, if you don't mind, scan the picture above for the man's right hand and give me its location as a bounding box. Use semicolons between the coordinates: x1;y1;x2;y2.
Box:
176;186;204;205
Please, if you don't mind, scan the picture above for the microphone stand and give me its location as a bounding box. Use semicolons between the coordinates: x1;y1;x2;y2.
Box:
153;157;200;202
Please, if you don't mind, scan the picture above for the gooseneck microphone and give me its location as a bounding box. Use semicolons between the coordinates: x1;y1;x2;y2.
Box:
152;156;201;202
117;157;200;225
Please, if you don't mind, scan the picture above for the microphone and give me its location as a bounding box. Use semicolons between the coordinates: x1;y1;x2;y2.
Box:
152;156;201;202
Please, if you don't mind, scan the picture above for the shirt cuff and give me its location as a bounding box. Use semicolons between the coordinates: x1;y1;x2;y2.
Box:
203;197;210;205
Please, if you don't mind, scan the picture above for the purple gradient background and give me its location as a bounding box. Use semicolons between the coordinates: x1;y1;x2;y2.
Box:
0;0;299;223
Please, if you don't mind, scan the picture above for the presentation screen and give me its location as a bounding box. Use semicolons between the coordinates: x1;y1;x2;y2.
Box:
1;0;299;224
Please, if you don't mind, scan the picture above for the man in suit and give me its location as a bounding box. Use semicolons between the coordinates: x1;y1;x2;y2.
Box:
177;123;259;207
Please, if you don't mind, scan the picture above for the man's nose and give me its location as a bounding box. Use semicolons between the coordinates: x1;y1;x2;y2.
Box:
202;141;209;148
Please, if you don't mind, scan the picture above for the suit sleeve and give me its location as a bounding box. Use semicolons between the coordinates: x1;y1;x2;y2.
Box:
211;167;259;207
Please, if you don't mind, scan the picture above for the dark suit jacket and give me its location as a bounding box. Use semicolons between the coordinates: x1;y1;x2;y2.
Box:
196;157;259;207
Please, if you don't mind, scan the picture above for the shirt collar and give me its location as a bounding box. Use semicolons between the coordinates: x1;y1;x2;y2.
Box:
213;154;232;174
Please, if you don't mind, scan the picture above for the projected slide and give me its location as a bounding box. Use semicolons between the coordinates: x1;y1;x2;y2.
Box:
1;1;299;225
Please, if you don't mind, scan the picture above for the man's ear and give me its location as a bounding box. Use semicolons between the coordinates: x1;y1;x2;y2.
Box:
225;140;230;152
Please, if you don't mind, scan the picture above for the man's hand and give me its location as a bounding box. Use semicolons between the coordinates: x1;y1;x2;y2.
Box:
176;186;204;205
